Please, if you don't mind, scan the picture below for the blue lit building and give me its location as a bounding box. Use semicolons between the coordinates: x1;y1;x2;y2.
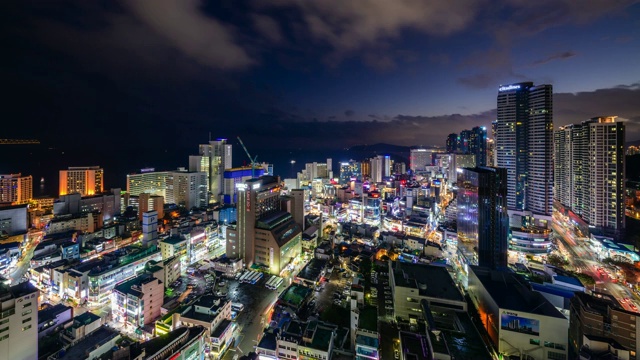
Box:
222;167;265;204
457;167;509;269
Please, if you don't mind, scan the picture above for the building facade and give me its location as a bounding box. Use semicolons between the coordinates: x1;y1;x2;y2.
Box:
59;166;104;196
112;273;163;328
166;170;208;209
0;174;32;205
0;282;39;360
496;83;553;224
554;117;625;238
457;167;509;269
197;139;233;204
126;170;168;198
410;149;433;172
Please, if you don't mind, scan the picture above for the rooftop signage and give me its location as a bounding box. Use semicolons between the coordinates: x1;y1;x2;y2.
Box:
498;84;521;92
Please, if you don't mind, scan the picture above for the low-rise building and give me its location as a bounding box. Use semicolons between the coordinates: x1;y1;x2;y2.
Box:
355;329;380;360
390;262;466;322
177;294;233;353
211;257;243;277
468;266;568;360
122;325;207;360
112;273;163;328
37;303;73;338
144;255;181;288
569;292;640;359
47;212;102;234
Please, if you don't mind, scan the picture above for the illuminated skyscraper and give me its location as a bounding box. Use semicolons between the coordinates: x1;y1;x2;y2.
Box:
126;169;167;198
410;149;433;171
446;133;458;153
197;139;232;204
496;82;553;225
469;126;487;167
59;166;103;196
457;167;509;269
554;117;625;238
0;173;32;205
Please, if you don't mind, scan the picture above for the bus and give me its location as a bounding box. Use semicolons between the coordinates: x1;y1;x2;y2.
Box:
265;276;277;289
245;271;258;284
272;277;284;289
251;272;263;284
231;303;244;312
238;271;250;283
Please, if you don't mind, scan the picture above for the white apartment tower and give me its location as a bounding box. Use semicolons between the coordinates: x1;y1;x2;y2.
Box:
554;117;625;238
59;166;104;196
166;170;208;209
0;174;32;205
126;169;168;198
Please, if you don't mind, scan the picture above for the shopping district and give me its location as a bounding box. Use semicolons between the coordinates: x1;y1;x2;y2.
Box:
2;85;640;360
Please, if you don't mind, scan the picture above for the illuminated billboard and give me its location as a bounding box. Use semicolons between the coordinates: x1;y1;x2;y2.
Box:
500;312;540;336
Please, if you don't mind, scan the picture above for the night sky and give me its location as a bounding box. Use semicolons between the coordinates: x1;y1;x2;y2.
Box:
2;0;640;161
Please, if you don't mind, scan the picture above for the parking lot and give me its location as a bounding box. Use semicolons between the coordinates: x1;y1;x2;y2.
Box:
311;267;352;312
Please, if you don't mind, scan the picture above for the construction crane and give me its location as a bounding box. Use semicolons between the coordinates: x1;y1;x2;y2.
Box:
237;136;259;178
0;139;40;145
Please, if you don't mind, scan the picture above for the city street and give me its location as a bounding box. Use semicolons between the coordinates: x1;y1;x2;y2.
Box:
552;216;640;311
223;278;280;359
7;230;42;284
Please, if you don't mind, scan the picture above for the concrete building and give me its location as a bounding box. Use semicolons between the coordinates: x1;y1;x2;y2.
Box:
176;295;232;354
228;176;302;274
59;166;104;196
496;83;554;227
166;169;208;209
47;212;101;234
0;204;28;236
370;155;390;183
126;169;168;198
457;167;509;269
468;266;568;360
112;273;163;328
569;292;640;359
53;188;121;222
197;139;233;204
410;149;433;172
37;303;73;338
138;193;164;220
0;282;39;360
0;174;32;205
339;160;362;184
144;255;181;287
390;262;467;322
122;326;207;360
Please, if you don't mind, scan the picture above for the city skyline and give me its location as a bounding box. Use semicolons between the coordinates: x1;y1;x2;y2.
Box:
1;1;639;153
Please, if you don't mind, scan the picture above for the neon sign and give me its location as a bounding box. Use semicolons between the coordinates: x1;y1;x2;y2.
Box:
498;84;521;92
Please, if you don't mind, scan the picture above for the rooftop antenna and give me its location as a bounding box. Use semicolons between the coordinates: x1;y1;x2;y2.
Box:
209;132;211;142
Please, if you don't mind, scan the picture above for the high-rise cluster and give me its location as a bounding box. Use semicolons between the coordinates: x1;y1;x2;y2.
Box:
445;126;487;167
554;117;625;238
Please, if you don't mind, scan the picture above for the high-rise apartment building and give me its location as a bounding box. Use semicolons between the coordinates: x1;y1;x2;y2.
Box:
0;282;39;360
197;139;232;204
59;166;104;196
496;82;553;223
165;170;207;209
339;160;361;184
0;174;32;205
458;129;471;154
369;155;390;183
469;126;487;167
554;117;625;238
457;167;509;269
446;133;458;153
448;154;476;185
126;169;168;198
410;149;432;172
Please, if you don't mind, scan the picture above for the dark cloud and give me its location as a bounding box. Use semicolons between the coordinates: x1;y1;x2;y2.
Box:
530;51;577;66
344;110;355;117
251;14;285;45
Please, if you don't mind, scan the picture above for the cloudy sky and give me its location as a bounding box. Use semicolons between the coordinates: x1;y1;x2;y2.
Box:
2;0;640;153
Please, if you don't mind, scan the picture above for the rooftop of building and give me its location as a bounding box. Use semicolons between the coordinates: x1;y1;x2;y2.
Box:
193;294;228;311
399;331;431;360
38;303;72;325
296;258;327;282
0;280;37;300
573;292;623;315
113;273;160;298
211;319;233;338
393;262;464;302
161;235;187;245
553;274;583;287
257;330;278;351
307;325;334;352
256;211;292;230
60;326;119;359
279;284;313;309
73;312;101;329
355;331;379;349
470;266;565;319
0;203;28;211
